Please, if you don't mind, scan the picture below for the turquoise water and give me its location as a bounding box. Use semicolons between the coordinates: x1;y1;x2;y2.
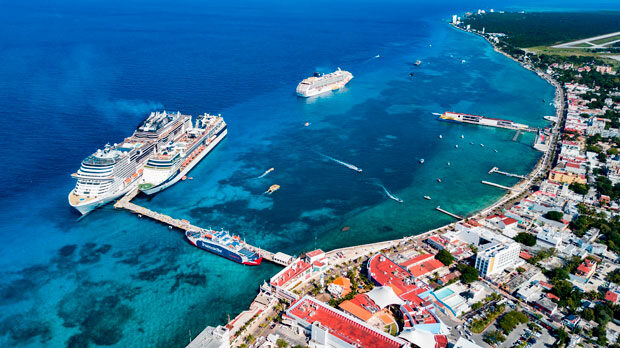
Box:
435;287;456;300
1;0;609;347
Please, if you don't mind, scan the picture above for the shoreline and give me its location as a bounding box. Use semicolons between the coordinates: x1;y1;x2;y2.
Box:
199;19;566;347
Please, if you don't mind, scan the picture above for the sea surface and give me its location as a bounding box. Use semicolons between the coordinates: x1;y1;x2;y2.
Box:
0;0;617;347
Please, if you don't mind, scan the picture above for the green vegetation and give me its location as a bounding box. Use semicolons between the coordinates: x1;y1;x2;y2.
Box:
483;330;506;345
436;249;454;266
514;232;537;246
595;175;620;199
608;268;620;284
569;182;589;195
276;338;289;348
471;304;506;333
498;311;529;333
456;264;479;284
463;12;620;47
570;207;620;254
526;248;556;265
543;210;564;222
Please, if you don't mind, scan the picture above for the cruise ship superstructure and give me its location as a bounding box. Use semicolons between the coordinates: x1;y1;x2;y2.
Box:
68;111;189;215
296;68;353;97
185;229;262;265
139;114;227;195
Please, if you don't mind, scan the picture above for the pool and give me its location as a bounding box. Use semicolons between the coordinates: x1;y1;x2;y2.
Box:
434;287;455;300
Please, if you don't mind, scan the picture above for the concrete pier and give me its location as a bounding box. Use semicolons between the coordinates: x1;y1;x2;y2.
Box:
488;167;526;179
512;130;521;141
481;180;513;191
114;189;291;267
435;206;463;220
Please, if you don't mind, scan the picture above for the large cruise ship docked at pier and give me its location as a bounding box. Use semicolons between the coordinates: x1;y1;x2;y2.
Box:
296;68;353;97
185;229;262;265
68;111;188;215
138;114;227;195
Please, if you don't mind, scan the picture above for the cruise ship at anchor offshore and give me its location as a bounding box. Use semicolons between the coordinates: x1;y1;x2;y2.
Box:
138;113;227;195
68;110;225;215
296;68;353;97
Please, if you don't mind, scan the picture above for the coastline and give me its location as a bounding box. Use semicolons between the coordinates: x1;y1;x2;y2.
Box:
200;19;566;347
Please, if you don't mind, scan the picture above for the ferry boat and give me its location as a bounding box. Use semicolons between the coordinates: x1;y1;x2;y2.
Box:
139;114;227;195
68;111;187;215
185;229;262;265
296;68;353;97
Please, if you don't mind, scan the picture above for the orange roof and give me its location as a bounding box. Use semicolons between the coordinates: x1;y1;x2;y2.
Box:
377;311;395;325
401;253;434;267
333;277;352;296
339;300;373;322
408;259;444;277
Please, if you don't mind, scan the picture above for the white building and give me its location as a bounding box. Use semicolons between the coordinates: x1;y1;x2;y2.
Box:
536;228;563;249
187;326;230;348
475;242;521;277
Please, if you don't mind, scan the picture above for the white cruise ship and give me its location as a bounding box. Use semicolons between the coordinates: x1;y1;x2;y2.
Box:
296;68;353;97
68;110;187;215
139;114;227;195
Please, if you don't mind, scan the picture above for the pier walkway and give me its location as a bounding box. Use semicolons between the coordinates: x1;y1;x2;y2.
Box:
512;130;521;141
435;206;463;220
114;189;291;267
488;167;526;179
481;180;513;191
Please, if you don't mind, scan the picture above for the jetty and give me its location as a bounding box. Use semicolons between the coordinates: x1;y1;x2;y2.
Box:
438;111;538;133
435;206;463;220
488;167;526;179
481;180;513;191
512;130;521;141
114;189;291;267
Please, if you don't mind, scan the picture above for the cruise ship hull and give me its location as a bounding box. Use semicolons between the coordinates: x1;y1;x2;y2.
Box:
69;180;138;215
297;80;351;98
186;234;263;266
141;127;227;195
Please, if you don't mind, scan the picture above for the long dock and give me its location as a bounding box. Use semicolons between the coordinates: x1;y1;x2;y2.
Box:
512;130;521;141
488;167;526;179
435;206;463;220
114;189;291;267
481;180;513;191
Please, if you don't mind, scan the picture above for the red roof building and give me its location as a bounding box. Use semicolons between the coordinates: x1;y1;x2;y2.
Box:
605;291;619;304
286;296;408;348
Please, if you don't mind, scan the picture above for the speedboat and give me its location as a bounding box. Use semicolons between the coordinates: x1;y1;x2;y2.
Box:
424;196;431;200
455;145;459;148
480;144;484;147
419;159;425;164
437;178;442;183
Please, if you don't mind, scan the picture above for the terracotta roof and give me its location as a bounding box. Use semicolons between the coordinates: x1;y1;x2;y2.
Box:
339;300;373;322
502;217;518;226
401;253;434;268
306;249;324;258
605;291;618;303
408;259;444;277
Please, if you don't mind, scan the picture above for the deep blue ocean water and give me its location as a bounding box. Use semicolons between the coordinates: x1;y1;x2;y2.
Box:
1;0;619;347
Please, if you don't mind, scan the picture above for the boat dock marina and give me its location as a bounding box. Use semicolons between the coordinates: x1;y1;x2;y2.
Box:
438;111;538;133
114;189;292;267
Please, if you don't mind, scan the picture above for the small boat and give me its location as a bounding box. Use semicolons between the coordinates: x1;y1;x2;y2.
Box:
375;54;381;58
409;72;415;77
188;177;194;180
424;196;431;200
414;60;422;66
480;144;484;147
181;176;187;181
437;178;442;183
439;135;443;139
494;149;498;153
455;145;459;148
461;135;464;139
447;162;451;166
461;59;466;63
470;142;474;145
304;122;310;127
419;159;425;164
264;184;280;195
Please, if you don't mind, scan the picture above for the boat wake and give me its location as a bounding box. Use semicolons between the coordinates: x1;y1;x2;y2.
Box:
256;168;274;179
380;184;403;203
432;112;442;116
318;153;362;173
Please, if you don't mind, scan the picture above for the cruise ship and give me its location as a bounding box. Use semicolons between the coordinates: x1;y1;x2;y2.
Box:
138;114;227;195
185;229;263;265
68;111;187;215
296;68;353;97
